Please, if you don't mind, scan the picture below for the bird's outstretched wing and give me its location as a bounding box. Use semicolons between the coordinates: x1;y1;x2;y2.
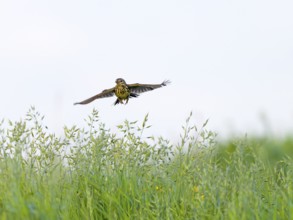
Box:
74;87;115;105
127;80;170;94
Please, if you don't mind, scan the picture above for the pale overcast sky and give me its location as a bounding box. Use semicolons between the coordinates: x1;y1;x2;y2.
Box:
0;0;293;138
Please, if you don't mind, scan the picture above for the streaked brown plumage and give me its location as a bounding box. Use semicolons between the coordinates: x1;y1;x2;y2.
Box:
74;78;170;105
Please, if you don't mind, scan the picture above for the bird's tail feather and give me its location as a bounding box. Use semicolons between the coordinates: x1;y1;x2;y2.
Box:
114;99;120;105
114;93;139;105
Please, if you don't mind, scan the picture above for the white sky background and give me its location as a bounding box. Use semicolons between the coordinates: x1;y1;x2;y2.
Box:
0;0;293;139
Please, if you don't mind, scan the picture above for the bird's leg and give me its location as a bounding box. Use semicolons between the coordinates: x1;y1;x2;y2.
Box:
125;98;129;104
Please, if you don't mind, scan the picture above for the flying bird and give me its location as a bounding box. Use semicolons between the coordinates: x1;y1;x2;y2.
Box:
74;78;170;105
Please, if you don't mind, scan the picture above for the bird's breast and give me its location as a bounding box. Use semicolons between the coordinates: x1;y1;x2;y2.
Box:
115;84;130;99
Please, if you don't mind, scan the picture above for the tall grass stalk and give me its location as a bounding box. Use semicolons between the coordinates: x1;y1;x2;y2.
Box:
0;107;292;219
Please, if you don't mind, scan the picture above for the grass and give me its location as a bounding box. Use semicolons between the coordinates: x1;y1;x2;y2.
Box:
0;107;292;219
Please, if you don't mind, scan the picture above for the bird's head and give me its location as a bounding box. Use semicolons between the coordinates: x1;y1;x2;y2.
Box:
115;78;126;84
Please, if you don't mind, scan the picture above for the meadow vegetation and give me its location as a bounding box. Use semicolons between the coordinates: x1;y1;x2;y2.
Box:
0;107;292;219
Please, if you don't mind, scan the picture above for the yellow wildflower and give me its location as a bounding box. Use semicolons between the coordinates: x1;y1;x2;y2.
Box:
193;186;199;193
